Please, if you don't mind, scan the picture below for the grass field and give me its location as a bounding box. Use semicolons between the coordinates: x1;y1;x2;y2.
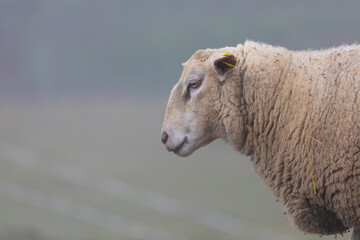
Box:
0;100;350;240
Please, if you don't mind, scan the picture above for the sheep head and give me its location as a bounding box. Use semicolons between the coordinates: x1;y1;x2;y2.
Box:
161;48;239;157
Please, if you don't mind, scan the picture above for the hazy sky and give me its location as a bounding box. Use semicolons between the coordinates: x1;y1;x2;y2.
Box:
1;0;359;101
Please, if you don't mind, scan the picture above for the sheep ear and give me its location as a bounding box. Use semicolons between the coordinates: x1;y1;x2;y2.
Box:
213;55;237;76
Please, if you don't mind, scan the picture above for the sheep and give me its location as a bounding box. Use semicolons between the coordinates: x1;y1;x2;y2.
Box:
160;41;360;239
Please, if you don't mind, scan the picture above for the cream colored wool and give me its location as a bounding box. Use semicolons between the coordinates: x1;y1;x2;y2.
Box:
162;41;360;237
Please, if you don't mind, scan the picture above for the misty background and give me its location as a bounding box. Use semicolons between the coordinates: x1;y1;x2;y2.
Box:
0;1;359;240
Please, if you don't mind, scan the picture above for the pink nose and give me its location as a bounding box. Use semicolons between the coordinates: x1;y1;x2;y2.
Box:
161;131;168;144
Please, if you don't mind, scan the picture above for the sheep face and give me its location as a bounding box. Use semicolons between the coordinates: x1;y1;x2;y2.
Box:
161;52;237;157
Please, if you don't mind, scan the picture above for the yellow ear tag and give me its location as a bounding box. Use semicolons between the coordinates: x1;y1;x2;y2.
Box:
222;61;235;67
222;53;231;56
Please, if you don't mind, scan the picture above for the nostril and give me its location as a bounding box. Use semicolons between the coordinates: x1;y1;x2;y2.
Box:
161;131;169;144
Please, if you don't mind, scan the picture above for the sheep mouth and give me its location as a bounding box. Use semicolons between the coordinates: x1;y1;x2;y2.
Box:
173;137;188;155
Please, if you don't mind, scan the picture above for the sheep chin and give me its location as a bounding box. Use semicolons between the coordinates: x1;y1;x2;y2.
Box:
173;138;196;157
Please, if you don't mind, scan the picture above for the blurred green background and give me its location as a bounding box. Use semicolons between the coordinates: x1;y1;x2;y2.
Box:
0;0;359;239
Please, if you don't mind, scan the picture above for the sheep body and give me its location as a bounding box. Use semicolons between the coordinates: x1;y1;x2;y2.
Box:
231;42;360;234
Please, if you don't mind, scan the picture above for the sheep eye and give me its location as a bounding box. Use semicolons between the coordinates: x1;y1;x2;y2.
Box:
189;80;201;89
